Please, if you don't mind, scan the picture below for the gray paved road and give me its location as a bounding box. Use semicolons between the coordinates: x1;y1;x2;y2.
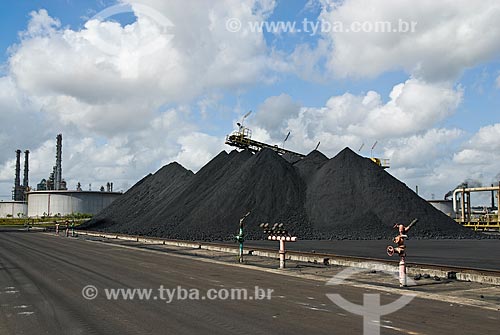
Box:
0;231;498;334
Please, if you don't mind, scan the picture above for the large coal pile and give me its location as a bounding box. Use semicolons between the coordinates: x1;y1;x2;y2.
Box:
306;148;477;239
293;150;328;186
83;162;194;232
84;149;312;240
144;149;256;238
154;148;310;240
83;147;479;240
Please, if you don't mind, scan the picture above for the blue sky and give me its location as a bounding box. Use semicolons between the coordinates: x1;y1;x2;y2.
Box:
0;0;499;203
0;1;100;54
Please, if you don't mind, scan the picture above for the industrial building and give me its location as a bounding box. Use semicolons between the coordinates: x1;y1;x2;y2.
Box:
1;134;122;219
428;183;500;231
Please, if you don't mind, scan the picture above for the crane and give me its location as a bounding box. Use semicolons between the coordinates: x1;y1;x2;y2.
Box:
225;112;305;158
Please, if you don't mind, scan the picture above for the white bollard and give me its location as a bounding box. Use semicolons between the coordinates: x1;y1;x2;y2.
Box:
279;239;285;269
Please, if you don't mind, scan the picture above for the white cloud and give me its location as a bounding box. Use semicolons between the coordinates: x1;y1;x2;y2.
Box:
316;0;500;81
252;94;301;137
0;77;51;163
496;74;500;88
385;128;463;167
250;79;462;157
453;124;500;165
348;80;463;138
465;123;500;151
288;39;330;82
252;0;277;18
21;8;60;38
397;123;500;200
173;132;226;171
7;1;277;135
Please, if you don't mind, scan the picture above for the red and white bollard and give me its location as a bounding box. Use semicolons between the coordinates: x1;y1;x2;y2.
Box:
55;223;59;235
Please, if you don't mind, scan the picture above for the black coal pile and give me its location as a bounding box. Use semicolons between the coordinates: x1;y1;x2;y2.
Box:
83;149;311;240
155;148;310;240
82;162;194;232
293;150;328;186
83;147;479;240
306;148;477;239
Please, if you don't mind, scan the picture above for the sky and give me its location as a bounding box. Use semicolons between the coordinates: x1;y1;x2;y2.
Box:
0;0;499;204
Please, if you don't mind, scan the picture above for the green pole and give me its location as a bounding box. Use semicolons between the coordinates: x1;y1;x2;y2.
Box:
236;212;250;263
238;227;244;263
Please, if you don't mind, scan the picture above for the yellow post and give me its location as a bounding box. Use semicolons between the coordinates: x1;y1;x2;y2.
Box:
466;192;471;223
461;188;466;224
497;182;499;227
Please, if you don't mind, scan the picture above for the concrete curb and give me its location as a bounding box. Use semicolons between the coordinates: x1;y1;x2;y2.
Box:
77;231;500;285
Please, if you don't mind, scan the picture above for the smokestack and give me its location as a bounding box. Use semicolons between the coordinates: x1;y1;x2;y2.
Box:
23;150;29;189
55;134;62;190
13;150;21;200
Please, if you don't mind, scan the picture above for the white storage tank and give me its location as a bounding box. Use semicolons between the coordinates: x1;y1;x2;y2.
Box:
428;200;456;219
27;190;121;217
0;201;28;218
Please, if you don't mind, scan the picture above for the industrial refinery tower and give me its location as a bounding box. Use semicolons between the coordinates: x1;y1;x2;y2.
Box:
27;133;121;217
12;149;29;201
37;134;67;191
54;133;63;190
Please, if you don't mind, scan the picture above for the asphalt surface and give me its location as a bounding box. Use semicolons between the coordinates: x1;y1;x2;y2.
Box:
245;239;500;271
0;230;499;335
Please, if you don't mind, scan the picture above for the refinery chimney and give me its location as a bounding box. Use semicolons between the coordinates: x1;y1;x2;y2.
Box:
23;150;29;190
13;150;21;200
54;134;62;190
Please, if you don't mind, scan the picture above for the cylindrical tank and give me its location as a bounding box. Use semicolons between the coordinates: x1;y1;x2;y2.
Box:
27;191;121;217
428;200;456;219
0;201;28;218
